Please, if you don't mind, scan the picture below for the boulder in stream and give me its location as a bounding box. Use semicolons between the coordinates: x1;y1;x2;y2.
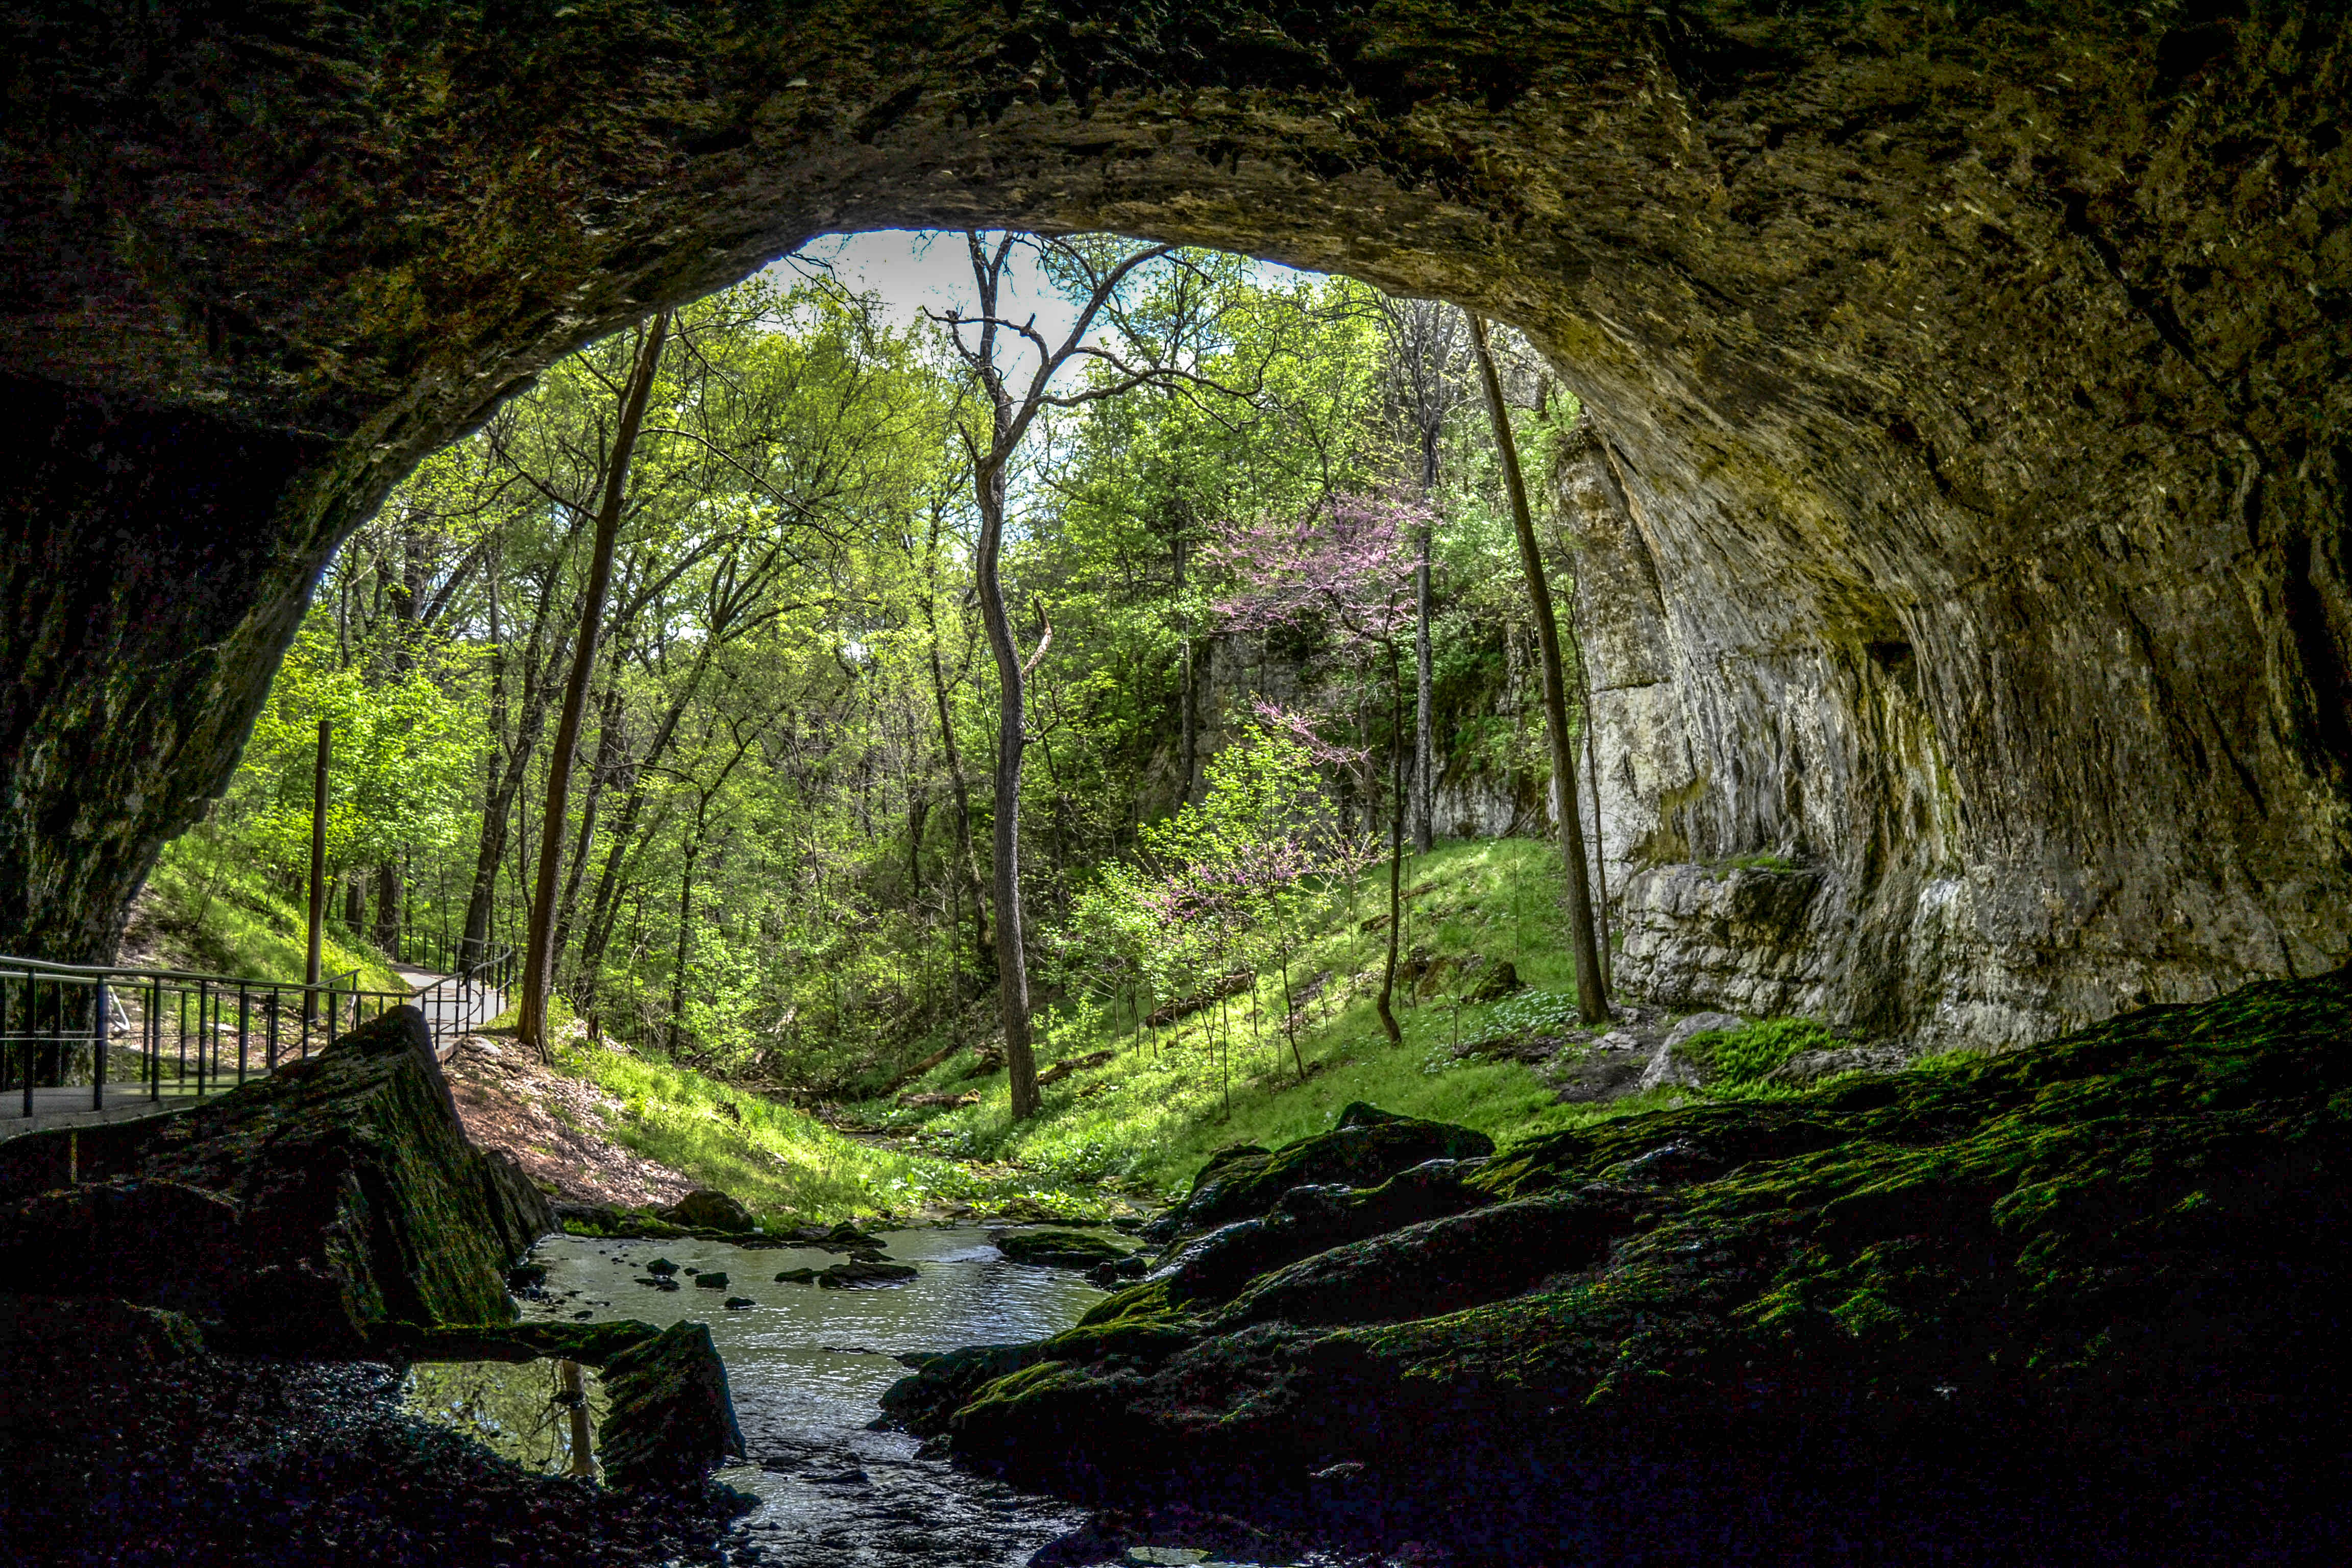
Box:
1141;1104;1492;1241
817;1259;918;1287
992;1228;1137;1269
598;1320;745;1489
660;1188;755;1233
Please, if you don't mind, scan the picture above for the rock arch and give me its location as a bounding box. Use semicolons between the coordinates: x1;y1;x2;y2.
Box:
3;2;2344;1049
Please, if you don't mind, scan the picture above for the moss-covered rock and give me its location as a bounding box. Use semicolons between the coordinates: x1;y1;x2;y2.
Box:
1144;1105;1493;1241
0;1008;550;1353
1150;1159;1492;1307
598;1320;744;1490
0;1292;205;1369
378;1318;662;1367
906;972;2352;1538
659;1188;754;1233
993;1229;1134;1268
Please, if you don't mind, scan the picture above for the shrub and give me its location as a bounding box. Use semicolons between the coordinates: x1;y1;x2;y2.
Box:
1681;1016;1840;1086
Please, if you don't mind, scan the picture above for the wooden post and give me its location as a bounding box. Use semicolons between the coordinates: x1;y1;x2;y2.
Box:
306;719;331;1028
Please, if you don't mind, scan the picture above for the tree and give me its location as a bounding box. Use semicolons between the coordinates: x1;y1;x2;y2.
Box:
519;309;670;1056
1467;312;1608;1022
1379;298;1472;854
934;232;1228;1119
1208;493;1423;1044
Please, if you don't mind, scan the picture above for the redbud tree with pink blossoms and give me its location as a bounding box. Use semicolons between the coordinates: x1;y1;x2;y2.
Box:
1205;491;1430;1046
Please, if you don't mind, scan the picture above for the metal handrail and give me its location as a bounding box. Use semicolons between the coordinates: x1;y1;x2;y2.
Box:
0;945;498;1129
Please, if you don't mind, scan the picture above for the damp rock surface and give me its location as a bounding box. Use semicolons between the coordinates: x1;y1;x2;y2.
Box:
894;971;2352;1561
0;1007;548;1352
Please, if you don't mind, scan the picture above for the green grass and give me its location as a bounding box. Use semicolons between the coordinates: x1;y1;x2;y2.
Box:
142;846;407;994
550;1037;1132;1226
1679;1016;1841;1086
855;837;1697;1203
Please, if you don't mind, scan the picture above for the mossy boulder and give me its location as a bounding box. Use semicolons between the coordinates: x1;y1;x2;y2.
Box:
817;1259;918;1287
901;971;2352;1540
0;1292;205;1369
993;1229;1135;1268
1144;1105;1493;1240
659;1188;754;1233
0;1007;550;1353
598;1320;744;1490
378;1318;662;1367
1151;1159;1492;1307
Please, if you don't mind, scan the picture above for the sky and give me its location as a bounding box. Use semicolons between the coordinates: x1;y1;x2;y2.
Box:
770;229;1316;345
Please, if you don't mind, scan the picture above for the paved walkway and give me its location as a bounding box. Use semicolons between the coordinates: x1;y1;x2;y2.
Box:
393;966;511;1057
0;1081;213;1138
0;970;510;1144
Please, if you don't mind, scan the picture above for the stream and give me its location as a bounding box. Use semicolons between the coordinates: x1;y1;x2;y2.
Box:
424;1226;1103;1566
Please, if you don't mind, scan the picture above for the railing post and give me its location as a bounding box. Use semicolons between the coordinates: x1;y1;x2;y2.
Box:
267;991;279;1071
195;979;209;1097
7;974;23;1119
148;975;161;1101
236;981;250;1086
92;976;107;1112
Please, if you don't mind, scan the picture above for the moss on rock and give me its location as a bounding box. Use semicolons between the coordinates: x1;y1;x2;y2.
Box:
0;1008;551;1353
908;971;2352;1527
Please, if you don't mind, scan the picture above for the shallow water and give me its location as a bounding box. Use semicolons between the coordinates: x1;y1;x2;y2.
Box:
507;1225;1102;1566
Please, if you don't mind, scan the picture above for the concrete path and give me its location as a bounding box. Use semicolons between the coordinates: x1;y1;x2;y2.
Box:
394;965;511;1057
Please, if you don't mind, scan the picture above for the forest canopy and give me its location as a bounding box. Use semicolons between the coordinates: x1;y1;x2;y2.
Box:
166;234;1588;1102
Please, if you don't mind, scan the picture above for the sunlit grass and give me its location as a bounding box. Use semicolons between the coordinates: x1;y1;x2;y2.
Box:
859;836;1686;1200
552;1039;1129;1226
144;851;408;993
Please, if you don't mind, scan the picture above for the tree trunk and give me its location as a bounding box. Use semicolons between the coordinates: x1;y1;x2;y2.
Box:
520;309;669;1056
669;828;701;1052
552;673;626;982
925;623;991;986
1468;312;1608;1022
905;786;929;915
577;642;716;986
373;862;401;953
974;454;1042;1120
1174;528;1198;807
461;555;572;965
1375;641;1408;1046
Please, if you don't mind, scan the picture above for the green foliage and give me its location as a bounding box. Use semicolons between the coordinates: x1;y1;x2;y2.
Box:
867;838;1678;1199
163;237;1601;1197
228;616;479;882
551;1042;1122;1223
1456;989;1584;1053
142;842;406;992
402;1361;605;1477
1680;1017;1841;1086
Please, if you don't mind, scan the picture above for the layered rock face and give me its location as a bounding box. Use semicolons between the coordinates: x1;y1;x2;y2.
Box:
0;4;2343;1052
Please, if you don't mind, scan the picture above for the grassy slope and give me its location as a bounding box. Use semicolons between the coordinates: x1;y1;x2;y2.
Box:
857;837;1688;1204
526;836;1679;1230
139;850;408;994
